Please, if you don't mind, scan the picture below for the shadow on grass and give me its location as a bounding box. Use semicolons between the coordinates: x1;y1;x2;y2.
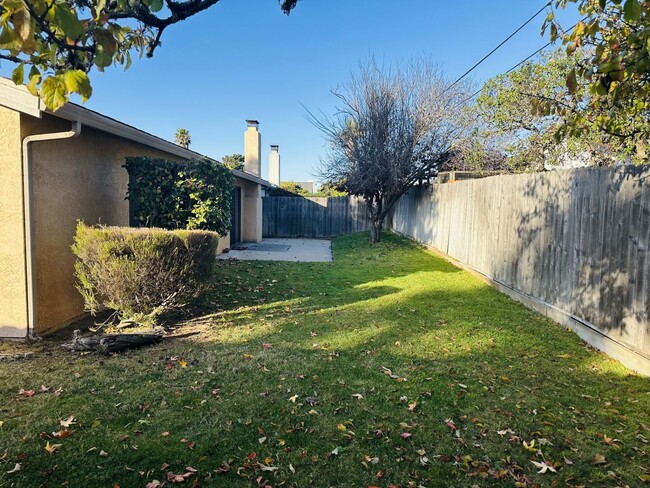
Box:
6;232;648;487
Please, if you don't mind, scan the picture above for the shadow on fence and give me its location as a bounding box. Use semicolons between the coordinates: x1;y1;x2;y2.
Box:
389;165;650;371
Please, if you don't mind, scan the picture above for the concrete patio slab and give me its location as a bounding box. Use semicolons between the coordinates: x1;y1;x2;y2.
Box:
218;238;332;262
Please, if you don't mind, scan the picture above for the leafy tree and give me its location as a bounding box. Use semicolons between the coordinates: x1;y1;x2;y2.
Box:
317;182;347;196
0;0;299;110
312;58;472;243
476;49;621;169
175;128;191;149
279;181;309;196
222;153;244;171
543;0;650;159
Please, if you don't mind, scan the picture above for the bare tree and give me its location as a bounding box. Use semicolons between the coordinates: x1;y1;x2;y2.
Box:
311;58;473;243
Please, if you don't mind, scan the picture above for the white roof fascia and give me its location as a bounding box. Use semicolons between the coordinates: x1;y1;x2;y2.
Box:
0;77;272;187
0;78;42;118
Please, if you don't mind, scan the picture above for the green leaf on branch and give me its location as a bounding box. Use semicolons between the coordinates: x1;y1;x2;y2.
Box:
26;71;41;96
623;0;642;21
50;4;85;40
40;75;68;111
147;0;164;12
63;70;92;102
11;63;24;85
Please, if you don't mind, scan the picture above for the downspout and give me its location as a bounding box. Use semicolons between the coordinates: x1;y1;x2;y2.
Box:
21;121;81;338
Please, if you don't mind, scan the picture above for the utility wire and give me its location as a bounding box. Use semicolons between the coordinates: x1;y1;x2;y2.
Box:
448;1;551;90
463;17;586;103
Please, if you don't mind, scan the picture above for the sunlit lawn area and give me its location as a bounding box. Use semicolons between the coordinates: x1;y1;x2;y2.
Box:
0;232;648;487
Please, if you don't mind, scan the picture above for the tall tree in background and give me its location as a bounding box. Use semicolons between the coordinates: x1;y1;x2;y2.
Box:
476;49;621;169
222;154;245;171
312;59;472;243
543;0;650;159
0;0;299;110
175;128;191;149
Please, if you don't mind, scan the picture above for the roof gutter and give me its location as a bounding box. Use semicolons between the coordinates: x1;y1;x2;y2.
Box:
21;121;82;338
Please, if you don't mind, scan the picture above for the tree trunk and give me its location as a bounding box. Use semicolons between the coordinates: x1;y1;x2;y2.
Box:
370;219;383;243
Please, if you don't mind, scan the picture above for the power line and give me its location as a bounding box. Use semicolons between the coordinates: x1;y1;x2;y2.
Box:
448;1;551;90
463;18;585;103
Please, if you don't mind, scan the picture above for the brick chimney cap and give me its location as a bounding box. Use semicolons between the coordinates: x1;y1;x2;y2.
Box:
246;119;260;127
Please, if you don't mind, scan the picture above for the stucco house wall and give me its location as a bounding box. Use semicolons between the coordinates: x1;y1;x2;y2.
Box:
21;112;192;334
0;107;28;337
0;78;268;337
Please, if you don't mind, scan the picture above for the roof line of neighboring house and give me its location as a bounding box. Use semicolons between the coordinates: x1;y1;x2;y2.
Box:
0;77;270;187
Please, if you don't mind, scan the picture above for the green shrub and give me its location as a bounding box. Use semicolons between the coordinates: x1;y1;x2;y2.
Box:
124;157;233;235
72;222;219;322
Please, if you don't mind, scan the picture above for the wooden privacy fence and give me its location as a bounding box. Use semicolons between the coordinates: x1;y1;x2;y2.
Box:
390;165;650;374
263;196;371;238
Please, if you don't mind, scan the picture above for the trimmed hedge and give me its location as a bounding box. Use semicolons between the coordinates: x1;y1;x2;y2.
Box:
72;222;218;322
124;157;233;235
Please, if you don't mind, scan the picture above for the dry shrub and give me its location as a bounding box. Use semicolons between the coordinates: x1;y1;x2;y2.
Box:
72;222;219;322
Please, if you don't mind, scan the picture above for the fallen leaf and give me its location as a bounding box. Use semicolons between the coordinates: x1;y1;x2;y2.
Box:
400;432;412;440
6;463;21;474
162;432;170;437
146;481;162;488
259;464;278;472
352;393;364;400
531;460;557;474
44;441;62;455
556;354;572;359
258;436;267;444
180;438;195;450
331;446;341;455
242;354;254;360
99;450;108;457
289;394;298;403
445;419;457;430
523;440;536;452
408;401;417;412
289;463;295;474
262;343;273;349
52;430;75;439
179;359;187;369
592;453;607;465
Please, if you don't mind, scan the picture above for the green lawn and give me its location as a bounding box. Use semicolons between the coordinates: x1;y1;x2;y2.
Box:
1;232;648;487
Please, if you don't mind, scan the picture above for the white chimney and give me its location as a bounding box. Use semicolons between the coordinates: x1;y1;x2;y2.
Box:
244;120;261;177
269;145;280;185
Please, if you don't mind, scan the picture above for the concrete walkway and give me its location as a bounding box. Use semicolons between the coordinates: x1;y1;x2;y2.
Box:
218;238;332;262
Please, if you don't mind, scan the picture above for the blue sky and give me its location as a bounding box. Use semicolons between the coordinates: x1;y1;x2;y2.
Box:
3;1;581;184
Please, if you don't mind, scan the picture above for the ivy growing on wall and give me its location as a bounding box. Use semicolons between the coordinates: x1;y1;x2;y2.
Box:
124;157;233;235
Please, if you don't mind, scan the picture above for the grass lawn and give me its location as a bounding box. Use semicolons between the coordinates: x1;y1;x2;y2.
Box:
0;232;649;487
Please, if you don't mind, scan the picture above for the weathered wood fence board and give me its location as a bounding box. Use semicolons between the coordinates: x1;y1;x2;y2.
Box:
263;196;371;238
389;166;650;373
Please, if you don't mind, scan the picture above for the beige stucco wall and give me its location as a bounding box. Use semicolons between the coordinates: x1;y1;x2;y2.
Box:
0;107;28;337
1;110;254;336
21;113;195;335
240;179;262;242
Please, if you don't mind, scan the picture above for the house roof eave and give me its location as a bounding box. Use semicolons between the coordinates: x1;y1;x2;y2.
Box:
0;77;272;187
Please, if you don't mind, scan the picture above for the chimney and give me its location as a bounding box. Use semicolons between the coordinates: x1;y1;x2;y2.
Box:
269;145;280;185
244;120;261;177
